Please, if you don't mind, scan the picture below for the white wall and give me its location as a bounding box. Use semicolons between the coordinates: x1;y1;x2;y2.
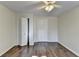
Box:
48;17;58;42
58;6;79;56
0;4;18;56
16;14;21;45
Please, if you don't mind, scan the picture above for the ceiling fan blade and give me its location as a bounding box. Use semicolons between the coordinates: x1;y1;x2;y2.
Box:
51;1;56;4
43;1;56;5
37;6;46;10
54;4;61;8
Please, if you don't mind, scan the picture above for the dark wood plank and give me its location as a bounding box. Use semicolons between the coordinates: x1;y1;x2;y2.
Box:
1;42;78;57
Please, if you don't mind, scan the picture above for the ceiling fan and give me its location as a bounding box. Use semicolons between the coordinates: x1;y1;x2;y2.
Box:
39;1;61;12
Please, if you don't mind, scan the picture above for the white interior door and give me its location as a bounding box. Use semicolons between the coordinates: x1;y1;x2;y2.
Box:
36;18;48;42
21;18;28;46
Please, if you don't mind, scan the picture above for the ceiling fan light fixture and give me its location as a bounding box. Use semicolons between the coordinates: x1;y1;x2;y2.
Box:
45;5;54;12
39;1;60;12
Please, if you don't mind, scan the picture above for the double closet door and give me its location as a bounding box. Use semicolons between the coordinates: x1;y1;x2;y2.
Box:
36;18;48;42
21;17;33;46
21;18;28;46
21;17;49;46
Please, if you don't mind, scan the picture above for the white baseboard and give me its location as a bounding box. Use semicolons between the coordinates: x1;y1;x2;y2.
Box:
34;41;58;43
59;42;79;56
30;43;34;46
0;45;15;56
20;43;34;46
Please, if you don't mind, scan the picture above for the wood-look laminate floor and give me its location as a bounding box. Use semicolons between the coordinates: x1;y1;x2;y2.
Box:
1;42;77;57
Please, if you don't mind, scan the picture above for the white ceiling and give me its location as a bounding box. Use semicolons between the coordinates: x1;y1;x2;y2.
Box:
0;1;79;16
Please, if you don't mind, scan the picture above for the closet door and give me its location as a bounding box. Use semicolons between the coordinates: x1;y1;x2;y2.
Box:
36;18;48;42
21;17;34;46
21;18;28;46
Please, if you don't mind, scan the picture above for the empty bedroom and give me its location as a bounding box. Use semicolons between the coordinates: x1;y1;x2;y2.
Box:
0;1;79;57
